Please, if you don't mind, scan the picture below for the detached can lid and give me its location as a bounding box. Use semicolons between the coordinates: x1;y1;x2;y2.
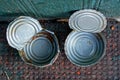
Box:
6;16;42;50
69;9;107;33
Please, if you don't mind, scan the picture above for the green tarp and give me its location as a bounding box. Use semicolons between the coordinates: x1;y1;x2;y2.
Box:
0;0;120;21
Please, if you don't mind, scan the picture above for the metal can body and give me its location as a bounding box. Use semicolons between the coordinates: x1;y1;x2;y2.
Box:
64;31;106;67
19;29;60;67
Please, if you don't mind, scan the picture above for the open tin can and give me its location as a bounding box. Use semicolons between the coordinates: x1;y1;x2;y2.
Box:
65;31;106;67
19;29;60;67
6;16;60;67
65;9;107;66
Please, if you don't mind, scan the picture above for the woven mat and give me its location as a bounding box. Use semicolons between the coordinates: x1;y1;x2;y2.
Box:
0;19;120;80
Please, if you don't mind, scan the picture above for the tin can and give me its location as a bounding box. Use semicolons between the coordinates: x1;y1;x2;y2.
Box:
19;29;60;67
69;9;107;33
7;16;60;67
6;16;42;50
64;31;106;66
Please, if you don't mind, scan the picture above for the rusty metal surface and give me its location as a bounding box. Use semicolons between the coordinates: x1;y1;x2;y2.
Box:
0;19;120;80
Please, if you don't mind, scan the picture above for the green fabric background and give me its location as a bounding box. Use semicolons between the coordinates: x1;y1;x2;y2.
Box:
0;0;120;21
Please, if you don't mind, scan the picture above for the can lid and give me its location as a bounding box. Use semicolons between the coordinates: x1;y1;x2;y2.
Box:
23;30;59;67
69;9;107;33
6;16;42;50
65;31;106;66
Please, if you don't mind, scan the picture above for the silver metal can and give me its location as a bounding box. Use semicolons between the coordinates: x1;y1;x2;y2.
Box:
19;29;60;67
7;16;60;67
6;16;42;50
69;9;107;33
64;31;106;67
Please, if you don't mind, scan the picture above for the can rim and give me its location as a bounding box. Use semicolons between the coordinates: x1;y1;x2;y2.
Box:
64;31;106;67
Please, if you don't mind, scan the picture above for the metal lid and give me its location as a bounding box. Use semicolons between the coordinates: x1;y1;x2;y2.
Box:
21;30;60;67
65;31;106;66
6;16;42;50
69;9;107;33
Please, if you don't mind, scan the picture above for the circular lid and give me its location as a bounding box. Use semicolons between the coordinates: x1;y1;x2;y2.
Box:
69;9;107;33
6;16;42;50
65;31;106;66
23;30;59;67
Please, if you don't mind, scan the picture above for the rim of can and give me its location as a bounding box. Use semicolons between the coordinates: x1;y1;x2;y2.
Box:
64;31;106;67
6;16;42;50
69;9;107;33
19;49;60;68
19;29;60;67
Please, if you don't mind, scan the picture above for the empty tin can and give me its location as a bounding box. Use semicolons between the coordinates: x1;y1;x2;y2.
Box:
69;9;107;33
19;29;60;67
6;16;42;50
7;16;60;67
64;31;106;66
